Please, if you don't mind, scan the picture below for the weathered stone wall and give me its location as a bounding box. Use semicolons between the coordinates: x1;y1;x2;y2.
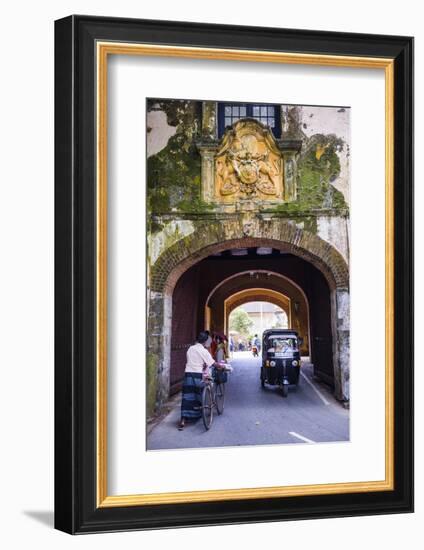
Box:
297;106;350;204
146;99;208;225
147;102;350;207
147;99;350;259
150;218;349;293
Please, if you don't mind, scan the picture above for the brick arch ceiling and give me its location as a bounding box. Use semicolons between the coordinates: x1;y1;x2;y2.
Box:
150;219;349;293
206;271;308;308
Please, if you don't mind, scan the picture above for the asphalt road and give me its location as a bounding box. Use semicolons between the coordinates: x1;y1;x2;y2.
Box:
147;351;349;450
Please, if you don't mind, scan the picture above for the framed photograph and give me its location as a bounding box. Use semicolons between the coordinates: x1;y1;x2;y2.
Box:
54;15;413;533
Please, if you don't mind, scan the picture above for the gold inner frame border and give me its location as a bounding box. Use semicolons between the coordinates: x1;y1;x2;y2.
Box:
96;41;394;508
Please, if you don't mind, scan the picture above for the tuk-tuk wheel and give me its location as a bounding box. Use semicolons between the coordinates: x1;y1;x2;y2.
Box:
282;384;288;398
261;378;265;388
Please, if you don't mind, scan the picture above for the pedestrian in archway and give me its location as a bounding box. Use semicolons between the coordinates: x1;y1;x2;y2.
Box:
215;334;228;363
210;332;218;358
253;333;261;353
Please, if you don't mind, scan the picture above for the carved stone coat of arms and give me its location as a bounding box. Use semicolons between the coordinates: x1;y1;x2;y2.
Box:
215;119;283;200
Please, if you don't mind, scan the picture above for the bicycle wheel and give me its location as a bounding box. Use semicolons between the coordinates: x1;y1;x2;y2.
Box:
202;384;213;430
215;382;225;415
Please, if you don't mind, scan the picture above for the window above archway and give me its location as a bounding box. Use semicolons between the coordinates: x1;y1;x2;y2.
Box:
218;102;281;138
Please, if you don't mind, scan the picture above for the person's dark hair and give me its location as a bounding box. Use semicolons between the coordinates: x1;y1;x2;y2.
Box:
197;331;209;344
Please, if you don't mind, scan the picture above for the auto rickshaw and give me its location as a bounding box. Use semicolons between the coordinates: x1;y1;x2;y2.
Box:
260;329;301;397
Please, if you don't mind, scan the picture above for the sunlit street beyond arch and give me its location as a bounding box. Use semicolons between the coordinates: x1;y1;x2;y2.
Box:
228;300;289;352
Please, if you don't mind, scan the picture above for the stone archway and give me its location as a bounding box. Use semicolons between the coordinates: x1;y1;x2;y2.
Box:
150;218;349;293
225;288;290;350
147;218;349;415
204;271;311;356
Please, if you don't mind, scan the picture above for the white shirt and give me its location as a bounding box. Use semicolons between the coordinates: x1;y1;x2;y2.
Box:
185;342;215;374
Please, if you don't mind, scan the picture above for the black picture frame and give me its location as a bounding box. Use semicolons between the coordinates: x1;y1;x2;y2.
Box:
55;15;414;534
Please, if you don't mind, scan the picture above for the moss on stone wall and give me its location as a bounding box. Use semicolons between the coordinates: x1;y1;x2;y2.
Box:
297;133;347;208
146;352;158;417
301;216;318;235
147;101;348;223
264;133;348;217
147;99;212;223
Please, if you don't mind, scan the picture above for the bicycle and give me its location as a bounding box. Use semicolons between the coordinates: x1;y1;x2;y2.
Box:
201;368;226;430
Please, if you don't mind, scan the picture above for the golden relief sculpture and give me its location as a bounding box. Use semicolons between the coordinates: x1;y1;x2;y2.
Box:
215;119;283;200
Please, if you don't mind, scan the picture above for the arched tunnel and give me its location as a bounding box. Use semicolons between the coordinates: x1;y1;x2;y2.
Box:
170;246;333;394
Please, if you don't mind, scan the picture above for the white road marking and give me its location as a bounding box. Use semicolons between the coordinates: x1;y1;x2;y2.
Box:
300;371;330;406
289;431;315;444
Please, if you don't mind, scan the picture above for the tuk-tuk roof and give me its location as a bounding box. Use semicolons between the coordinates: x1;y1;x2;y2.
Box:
262;329;299;339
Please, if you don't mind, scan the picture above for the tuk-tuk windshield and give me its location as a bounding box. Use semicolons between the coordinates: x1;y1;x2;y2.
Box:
266;337;298;353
